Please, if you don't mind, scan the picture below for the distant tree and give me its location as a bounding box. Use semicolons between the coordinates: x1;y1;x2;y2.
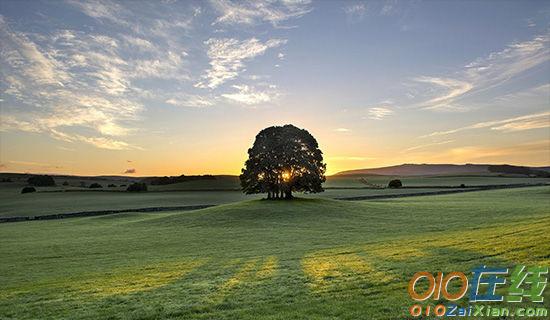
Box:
107;184;117;188
147;175;216;185
1;178;13;183
79;181;87;188
488;165;550;178
89;183;103;188
240;124;326;199
21;186;36;194
388;179;402;188
127;182;147;192
459;183;466;188
62;181;69;186
27;175;55;186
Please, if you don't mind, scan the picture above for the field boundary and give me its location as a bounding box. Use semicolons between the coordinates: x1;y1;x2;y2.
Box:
0;205;215;223
1;183;547;223
334;183;548;201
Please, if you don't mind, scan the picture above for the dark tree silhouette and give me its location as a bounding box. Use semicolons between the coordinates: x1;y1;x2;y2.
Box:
27;175;55;186
21;186;36;194
240;124;326;199
388;179;402;188
127;182;147;192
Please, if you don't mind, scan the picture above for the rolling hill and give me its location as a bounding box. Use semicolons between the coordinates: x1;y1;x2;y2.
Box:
335;163;550;177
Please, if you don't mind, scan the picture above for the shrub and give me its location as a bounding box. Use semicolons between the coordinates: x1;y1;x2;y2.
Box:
79;181;87;188
1;178;13;182
107;184;117;188
460;183;466;188
27;175;55;186
89;183;103;188
21;186;36;194
62;181;69;186
388;179;402;188
127;182;147;192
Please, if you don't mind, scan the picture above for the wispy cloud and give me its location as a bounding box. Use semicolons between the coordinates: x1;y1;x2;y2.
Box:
328;156;374;161
495;83;550;102
221;84;279;105
413;77;473;111
166;95;215;108
196;38;286;89
210;0;312;27
403;140;454;152
367;107;394;120
422;111;550;138
408;34;550;110
343;3;366;22
423;140;550;164
124;168;136;174
0;2;198;150
8;160;62;169
334;128;351;132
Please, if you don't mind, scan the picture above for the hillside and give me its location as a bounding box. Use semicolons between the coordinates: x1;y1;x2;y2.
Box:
335;163;550;177
335;164;490;176
1;187;549;319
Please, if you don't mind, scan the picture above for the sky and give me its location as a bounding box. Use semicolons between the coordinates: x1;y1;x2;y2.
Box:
0;0;549;176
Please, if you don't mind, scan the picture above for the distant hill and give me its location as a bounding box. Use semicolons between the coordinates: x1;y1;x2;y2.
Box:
335;164;550;177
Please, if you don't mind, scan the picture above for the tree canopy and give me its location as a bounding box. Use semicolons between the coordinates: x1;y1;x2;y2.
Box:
240;124;326;199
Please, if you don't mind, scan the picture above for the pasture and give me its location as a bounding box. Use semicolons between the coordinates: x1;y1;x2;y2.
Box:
1;174;548;218
1;187;549;319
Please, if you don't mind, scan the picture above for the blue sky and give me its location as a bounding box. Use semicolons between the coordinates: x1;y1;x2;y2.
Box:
0;0;549;175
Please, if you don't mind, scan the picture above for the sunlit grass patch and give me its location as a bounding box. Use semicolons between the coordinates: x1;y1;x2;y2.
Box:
302;251;395;293
256;256;278;279
206;258;261;305
70;260;206;297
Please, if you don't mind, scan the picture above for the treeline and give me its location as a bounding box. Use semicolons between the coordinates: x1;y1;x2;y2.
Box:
488;165;550;178
145;174;216;185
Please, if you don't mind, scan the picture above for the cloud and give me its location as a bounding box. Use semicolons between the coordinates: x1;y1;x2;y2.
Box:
403;140;454;152
334;128;351;132
166;95;215;108
406;34;550;110
329;156;373;161
8;160;62;169
343;3;366;22
380;1;396;16
0;163;7;170
196;38;286;89
422;111;550;138
413;77;473;110
495;83;550;102
124;168;136;174
210;0;312;27
367;107;394;120
221;84;279;105
0;2;200;151
422;140;550;164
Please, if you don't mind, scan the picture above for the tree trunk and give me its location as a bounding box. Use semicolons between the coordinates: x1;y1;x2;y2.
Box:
285;190;292;199
267;191;272;199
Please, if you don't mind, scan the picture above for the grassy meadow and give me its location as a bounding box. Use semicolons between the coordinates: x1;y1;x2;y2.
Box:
1;186;549;319
1;173;548;218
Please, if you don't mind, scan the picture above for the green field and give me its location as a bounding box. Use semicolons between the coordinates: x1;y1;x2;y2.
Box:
1;187;469;218
1;187;549;319
1;174;548;218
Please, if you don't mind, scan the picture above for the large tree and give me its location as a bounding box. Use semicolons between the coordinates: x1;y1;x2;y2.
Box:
240;124;326;199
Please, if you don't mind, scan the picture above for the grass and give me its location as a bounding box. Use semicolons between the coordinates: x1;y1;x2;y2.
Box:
2;173;547;218
1;186;549;319
0;187;465;218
